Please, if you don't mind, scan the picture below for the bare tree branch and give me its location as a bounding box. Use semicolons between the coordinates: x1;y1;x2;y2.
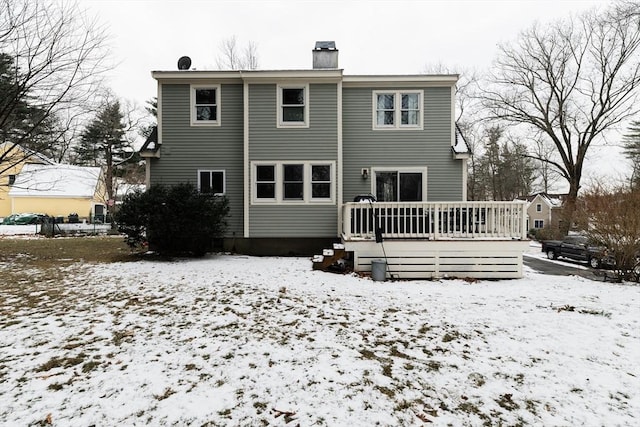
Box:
480;1;640;232
0;0;111;177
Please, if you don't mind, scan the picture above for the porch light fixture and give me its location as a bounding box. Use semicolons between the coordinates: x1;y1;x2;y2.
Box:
361;168;369;179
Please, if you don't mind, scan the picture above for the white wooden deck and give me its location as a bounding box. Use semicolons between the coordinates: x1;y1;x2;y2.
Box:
342;201;529;279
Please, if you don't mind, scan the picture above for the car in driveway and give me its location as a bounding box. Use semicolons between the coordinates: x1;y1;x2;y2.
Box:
1;213;47;225
541;235;614;269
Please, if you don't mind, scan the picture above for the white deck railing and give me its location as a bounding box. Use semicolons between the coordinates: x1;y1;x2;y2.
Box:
343;201;528;241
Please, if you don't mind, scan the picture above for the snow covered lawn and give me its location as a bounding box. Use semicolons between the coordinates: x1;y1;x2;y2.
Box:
1;254;639;425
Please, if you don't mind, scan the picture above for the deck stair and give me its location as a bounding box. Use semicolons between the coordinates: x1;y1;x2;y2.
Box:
312;243;351;272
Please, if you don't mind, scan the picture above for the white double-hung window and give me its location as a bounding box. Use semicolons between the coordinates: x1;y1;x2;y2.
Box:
277;84;309;127
373;90;423;129
191;85;220;125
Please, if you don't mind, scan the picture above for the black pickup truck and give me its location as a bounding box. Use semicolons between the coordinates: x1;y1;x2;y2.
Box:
541;235;612;269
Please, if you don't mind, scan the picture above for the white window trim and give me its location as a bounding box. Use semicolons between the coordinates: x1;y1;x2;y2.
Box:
536;203;542;212
372;90;424;130
251;161;335;204
277;84;310;128
371;166;428;201
191;84;221;126
197;169;226;195
534;219;544;229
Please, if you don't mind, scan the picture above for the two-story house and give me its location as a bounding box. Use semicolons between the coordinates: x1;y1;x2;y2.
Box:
142;42;528;279
519;192;566;232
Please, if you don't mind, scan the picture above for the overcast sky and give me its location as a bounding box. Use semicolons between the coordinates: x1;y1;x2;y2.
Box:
79;0;627;184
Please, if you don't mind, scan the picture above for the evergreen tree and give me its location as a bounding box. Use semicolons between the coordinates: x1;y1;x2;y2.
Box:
623;119;640;189
76;101;135;216
0;53;57;163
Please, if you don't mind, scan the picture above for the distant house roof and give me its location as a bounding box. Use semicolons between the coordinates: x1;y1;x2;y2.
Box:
9;163;102;198
0;142;55;166
518;192;566;207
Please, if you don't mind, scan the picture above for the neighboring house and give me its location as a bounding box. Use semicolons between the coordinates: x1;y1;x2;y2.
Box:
9;163;106;221
0;143;53;218
519;192;566;231
142;41;528;278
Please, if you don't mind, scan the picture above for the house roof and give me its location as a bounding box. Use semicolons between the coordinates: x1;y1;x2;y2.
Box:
453;124;471;154
518;192;566;207
0;142;55;166
140;126;159;153
9;163;102;198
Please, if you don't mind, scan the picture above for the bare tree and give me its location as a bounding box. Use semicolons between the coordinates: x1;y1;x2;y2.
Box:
216;35;259;70
529;133;563;193
481;1;640;233
0;0;110;179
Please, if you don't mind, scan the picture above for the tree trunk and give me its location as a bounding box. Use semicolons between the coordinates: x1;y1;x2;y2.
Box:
560;180;580;235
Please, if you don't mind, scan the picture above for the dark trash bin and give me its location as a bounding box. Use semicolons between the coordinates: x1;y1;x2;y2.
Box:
68;213;79;223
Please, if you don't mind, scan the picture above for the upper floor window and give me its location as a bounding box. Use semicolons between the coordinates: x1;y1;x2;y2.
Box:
191;85;220;126
198;170;225;195
373;90;423;130
277;84;309;128
8;174;15;186
536;203;542;212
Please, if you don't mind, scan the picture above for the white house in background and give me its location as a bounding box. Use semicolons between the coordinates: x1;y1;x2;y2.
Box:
9;163;107;221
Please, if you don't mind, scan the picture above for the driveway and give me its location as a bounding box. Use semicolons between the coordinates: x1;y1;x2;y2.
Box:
523;253;602;281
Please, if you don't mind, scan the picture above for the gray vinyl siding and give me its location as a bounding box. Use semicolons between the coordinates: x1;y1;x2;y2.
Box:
248;83;339;237
342;86;463;202
150;83;244;237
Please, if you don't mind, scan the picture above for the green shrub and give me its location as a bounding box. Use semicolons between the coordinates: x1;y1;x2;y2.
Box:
115;183;229;256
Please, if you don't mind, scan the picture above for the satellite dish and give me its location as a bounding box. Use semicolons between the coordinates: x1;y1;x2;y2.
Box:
177;56;192;70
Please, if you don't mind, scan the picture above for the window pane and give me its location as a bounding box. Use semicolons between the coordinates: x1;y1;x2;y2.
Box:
312;165;330;181
256;183;275;199
284;164;303;182
199;171;211;193
376;172;398;202
401;111;418;125
282;88;304;105
256;165;275;181
282;106;304;122
401;93;419;109
377;111;395;125
284;183;303;199
196;106;216;121
377;94;394;109
312;183;330;198
211;172;224;194
196;89;216;104
399;173;422;201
